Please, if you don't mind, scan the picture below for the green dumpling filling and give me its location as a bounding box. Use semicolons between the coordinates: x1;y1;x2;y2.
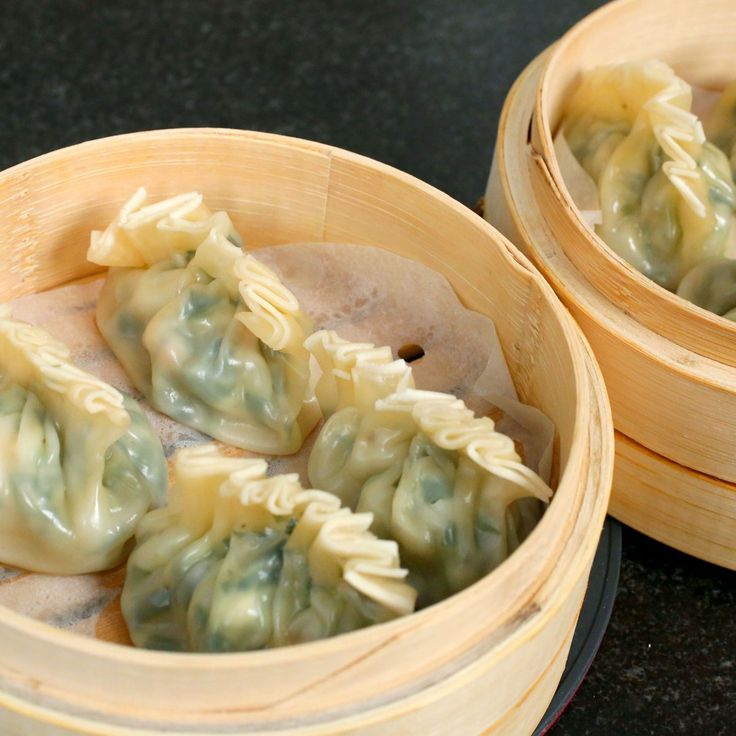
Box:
90;190;319;455
0;313;167;574
305;331;552;609
563;61;736;291
122;446;416;652
310;399;548;607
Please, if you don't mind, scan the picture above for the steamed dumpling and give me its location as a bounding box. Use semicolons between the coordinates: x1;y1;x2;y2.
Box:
677;257;736;321
564;61;736;290
122;445;416;651
0;310;167;574
306;331;552;607
88;189;320;455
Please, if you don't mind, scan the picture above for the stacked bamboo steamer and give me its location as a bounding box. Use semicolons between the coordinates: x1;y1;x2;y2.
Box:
487;0;736;568
0;129;612;735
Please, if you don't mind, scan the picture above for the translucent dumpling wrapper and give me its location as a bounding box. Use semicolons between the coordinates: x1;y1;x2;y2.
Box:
122;445;416;651
677;257;736;321
88;189;320;455
563;60;736;290
706;81;736;178
306;331;552;607
0;310;167;575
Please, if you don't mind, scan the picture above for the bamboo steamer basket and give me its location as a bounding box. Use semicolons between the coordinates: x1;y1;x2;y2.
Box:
520;0;736;482
486;24;736;568
0;129;612;735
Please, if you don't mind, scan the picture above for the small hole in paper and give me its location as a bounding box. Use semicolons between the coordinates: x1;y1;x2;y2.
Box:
398;343;425;363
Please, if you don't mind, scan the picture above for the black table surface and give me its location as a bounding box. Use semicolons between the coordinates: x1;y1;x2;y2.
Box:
1;2;734;734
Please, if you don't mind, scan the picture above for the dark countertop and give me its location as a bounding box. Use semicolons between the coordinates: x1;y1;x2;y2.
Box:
1;1;734;734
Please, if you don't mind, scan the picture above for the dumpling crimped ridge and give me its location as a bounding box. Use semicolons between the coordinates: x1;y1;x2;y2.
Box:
0;307;129;430
174;444;417;616
376;389;552;502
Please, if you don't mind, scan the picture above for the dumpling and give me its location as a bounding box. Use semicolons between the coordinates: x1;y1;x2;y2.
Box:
677;257;736;321
563;61;736;290
0;309;167;574
706;81;736;177
88;189;320;455
121;444;416;652
306;331;552;607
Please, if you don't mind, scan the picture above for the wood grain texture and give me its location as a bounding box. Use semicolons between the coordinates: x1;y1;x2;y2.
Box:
612;433;736;569
532;0;736;367
488;51;736;569
0;129;612;734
